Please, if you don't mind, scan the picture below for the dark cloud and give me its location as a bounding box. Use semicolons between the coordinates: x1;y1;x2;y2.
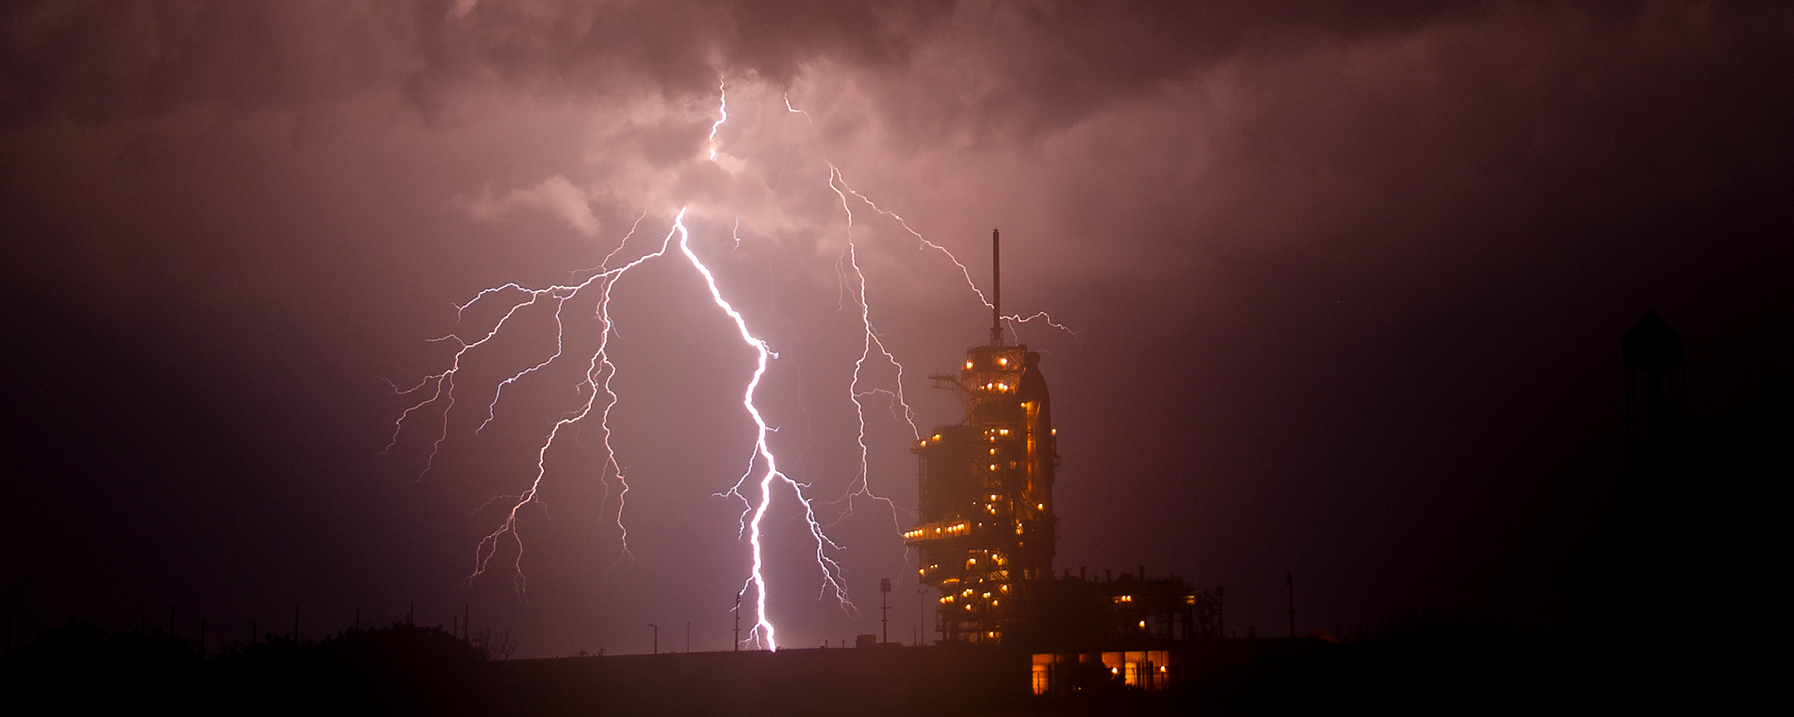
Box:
1;0;948;124
0;1;1511;127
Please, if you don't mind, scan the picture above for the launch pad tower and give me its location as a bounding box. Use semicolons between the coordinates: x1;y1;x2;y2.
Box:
906;232;1218;652
906;230;1060;644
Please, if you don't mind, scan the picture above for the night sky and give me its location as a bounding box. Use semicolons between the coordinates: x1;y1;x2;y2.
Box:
4;1;1789;657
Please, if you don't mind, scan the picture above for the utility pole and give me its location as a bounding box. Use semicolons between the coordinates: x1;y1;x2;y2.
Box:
880;578;892;644
733;594;741;651
1286;572;1295;638
916;589;927;646
648;623;658;655
685;622;690;653
1216;585;1225;638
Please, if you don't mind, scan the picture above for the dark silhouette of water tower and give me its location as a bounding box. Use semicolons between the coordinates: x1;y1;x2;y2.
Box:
1622;312;1696;585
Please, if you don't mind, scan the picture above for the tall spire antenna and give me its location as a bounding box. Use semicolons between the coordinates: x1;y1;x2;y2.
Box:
990;229;1003;345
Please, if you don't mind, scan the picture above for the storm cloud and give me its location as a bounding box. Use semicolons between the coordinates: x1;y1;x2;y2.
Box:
3;1;1788;655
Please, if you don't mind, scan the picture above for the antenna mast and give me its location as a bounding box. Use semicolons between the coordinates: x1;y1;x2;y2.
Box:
990;229;1003;345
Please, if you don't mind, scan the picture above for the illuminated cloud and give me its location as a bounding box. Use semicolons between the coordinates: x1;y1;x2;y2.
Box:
459;175;601;236
2;0;1789;656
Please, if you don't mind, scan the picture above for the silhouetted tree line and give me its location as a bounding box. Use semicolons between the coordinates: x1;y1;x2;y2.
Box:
1;609;1679;715
1;620;502;716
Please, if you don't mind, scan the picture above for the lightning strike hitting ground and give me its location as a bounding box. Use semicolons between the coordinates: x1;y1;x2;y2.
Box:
674;210;850;650
385;78;1073;652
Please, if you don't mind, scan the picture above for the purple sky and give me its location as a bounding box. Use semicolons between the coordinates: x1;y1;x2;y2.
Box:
4;1;1789;656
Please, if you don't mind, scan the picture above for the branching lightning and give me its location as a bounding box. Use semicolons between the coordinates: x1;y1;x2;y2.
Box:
825;163;916;532
383;284;563;475
463;220;684;591
675;210;855;649
783;95;1076;534
386;78;1073;653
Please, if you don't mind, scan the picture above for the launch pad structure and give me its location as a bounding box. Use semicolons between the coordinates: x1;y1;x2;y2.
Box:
905;231;1222;678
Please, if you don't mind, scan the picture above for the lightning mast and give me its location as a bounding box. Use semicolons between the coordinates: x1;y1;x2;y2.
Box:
990;229;1003;345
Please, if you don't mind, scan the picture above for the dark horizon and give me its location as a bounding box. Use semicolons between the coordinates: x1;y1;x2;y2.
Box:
3;1;1789;659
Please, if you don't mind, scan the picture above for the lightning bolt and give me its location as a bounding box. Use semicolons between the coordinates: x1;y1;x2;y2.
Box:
783;96;1077;539
386;77;1076;653
675;210;858;650
783;96;1078;341
383;282;564;476
708;78;728;161
465;218;684;592
827;164;916;532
